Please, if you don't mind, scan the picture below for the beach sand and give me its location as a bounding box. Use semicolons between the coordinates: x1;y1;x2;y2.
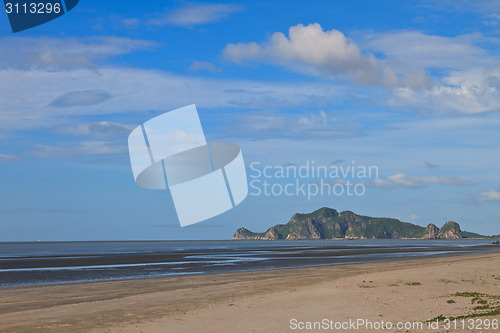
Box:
1;253;499;332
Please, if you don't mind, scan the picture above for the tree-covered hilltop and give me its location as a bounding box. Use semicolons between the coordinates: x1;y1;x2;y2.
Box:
233;207;488;240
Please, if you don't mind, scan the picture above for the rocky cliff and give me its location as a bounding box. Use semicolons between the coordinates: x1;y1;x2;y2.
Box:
424;223;440;239
233;227;280;240
437;221;462;239
233;207;467;240
424;222;462;239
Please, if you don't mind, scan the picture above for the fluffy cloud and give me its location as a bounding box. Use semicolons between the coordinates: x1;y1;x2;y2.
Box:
373;173;472;189
224;25;500;114
148;3;241;27
223;23;428;87
358;30;500;114
390;68;500;114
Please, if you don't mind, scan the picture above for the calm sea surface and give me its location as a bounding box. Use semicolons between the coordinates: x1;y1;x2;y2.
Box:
0;239;498;287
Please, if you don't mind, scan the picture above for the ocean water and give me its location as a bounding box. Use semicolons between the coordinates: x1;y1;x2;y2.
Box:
0;239;498;287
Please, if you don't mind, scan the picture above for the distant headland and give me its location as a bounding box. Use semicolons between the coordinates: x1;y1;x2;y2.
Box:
233;207;491;240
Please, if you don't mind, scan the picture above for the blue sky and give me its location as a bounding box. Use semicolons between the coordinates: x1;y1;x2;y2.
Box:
1;0;500;241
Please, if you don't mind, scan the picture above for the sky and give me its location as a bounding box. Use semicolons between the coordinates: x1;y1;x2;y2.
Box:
0;0;499;241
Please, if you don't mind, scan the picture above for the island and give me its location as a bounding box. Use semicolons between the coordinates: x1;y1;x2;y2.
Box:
233;207;487;240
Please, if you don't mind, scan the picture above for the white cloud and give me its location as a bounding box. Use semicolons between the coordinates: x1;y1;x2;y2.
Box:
31;140;127;159
359;30;500;114
148;3;241;27
224;26;500;114
0;153;20;162
27;122;137;160
361;31;490;69
480;189;500;201
52;121;135;136
0;36;156;70
0;67;353;132
223;23;428;87
223;110;363;139
373;173;472;189
190;61;222;72
390;68;500;114
462;188;500;205
50;90;111;107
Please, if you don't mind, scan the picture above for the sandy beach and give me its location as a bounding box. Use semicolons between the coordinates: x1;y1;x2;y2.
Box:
1;252;499;332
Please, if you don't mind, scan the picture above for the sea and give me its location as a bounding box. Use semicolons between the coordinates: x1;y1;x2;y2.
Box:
0;239;499;287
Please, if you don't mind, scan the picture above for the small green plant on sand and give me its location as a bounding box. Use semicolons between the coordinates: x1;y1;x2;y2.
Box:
405;281;421;286
454;292;482;298
439;292;500;320
447;299;455;304
473;305;490;310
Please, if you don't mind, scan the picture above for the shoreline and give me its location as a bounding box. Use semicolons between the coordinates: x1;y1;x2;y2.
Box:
1;245;496;289
1;252;499;332
2;239;497;288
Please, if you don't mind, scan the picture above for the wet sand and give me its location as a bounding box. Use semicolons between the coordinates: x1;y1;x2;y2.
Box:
1;253;499;332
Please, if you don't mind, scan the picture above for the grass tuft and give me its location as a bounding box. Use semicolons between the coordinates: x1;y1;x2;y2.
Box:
473;305;490;310
405;281;421;286
442;291;500;320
